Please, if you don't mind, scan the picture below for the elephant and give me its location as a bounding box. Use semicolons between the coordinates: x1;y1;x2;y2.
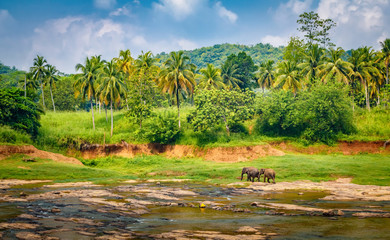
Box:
259;168;276;184
241;167;260;182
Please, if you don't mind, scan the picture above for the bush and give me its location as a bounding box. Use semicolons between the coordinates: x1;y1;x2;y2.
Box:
0;88;43;137
142;111;180;144
255;82;355;144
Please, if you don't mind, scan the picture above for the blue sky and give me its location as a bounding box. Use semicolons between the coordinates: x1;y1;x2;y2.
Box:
0;0;389;73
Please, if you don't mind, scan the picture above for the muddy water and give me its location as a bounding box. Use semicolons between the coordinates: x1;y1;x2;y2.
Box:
0;182;390;239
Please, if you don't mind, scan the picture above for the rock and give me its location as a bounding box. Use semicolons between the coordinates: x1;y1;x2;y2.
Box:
78;231;96;236
15;232;42;240
0;222;39;230
51;208;61;213
298;192;304;195
17;214;39;220
19;192;27;197
353;212;390;218
236;226;258;233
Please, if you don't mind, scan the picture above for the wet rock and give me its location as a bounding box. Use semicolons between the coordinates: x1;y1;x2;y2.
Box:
298;192;304;195
146;193;180;201
43;181;101;188
27;189;121;201
78;231;96;236
51;208;61;213
0;222;39;230
17;214;39;220
323;209;344;217
54;217;104;226
15;232;42;240
236;226;258;233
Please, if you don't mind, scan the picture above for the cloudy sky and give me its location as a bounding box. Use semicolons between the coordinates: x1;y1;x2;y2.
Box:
0;0;389;73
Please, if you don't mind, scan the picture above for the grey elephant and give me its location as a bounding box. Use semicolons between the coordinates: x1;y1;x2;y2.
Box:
241;167;260;182
259;168;276;184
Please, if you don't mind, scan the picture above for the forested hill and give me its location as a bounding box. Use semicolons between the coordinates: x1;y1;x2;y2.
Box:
155;43;285;69
0;62;25;89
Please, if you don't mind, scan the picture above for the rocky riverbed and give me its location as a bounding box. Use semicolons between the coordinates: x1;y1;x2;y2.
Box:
1;179;390;239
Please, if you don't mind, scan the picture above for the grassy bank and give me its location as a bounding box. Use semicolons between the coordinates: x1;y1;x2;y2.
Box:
34;107;390;152
1;153;389;186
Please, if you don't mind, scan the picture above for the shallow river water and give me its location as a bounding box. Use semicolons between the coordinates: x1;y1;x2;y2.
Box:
0;181;389;239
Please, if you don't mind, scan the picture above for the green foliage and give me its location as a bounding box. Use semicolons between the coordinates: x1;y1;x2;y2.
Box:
297;83;355;144
188;88;255;134
125;99;153;128
0;88;43;137
0;125;32;144
255;90;301;136
256;83;355;144
142;111;180;144
224;52;258;89
155;43;284;70
0;62;26;89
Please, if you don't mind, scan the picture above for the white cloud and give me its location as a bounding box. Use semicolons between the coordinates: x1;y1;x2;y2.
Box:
153;0;204;20
0;9;14;32
94;0;116;9
28;17;134;73
177;38;198;50
215;1;237;23
317;0;390;49
275;0;313;21
109;5;131;17
261;35;289;47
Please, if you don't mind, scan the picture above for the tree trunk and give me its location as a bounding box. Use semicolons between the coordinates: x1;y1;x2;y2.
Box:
110;100;113;137
50;85;56;112
222;115;230;136
364;79;370;111
126;98;129;110
41;82;46;109
105;105;108;122
91;100;95;130
386;61;389;85
176;88;181;129
99;101;101;114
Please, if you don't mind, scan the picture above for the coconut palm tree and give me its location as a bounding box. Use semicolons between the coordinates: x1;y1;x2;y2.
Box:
258;60;275;92
158;51;196;128
198;63;225;90
380;38;390;85
221;61;241;89
74;57;101;130
348;47;380;110
98;60;126;136
115;50;134;110
45;64;59;112
274;61;301;96
319;47;353;84
298;44;324;86
30;55;48;109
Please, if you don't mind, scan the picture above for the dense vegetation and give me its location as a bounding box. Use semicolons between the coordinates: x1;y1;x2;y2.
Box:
1;11;389;149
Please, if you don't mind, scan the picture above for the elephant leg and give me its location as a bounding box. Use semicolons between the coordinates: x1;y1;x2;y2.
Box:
263;176;266;182
267;178;270;183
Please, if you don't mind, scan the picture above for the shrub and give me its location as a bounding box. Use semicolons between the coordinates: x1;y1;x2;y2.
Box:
142;111;180;144
0;88;43;137
0;125;32;144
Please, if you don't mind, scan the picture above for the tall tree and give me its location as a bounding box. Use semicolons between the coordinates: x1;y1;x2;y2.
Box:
30;55;48;109
297;11;336;47
274;61;301;96
298;44;324;86
257;60;275;92
115;49;134;110
74;57;100;130
283;37;305;63
221;61;241;88
98;60;126;136
198;63;224;90
158;51;196;128
224;51;257;89
319;47;353;84
348;47;380;110
380;38;390;85
45;64;59;112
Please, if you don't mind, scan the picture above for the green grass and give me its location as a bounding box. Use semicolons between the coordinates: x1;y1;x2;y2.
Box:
1;153;389;186
0;125;32;145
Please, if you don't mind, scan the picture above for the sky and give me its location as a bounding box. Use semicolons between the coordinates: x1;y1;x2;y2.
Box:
0;0;389;74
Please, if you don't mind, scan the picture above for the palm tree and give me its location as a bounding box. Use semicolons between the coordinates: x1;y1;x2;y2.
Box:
74;57;101;130
319;47;353;84
380;38;390;85
158;51;196;128
45;64;59;112
274;61;301;96
258;60;275;92
221;61;241;88
90;55;106;113
134;51;159;102
198;63;225;90
30;55;48;109
298;44;324;86
98;60;126;136
348;47;380;110
115;50;134;110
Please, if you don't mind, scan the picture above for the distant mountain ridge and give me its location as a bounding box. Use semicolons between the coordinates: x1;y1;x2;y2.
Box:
155;43;285;69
